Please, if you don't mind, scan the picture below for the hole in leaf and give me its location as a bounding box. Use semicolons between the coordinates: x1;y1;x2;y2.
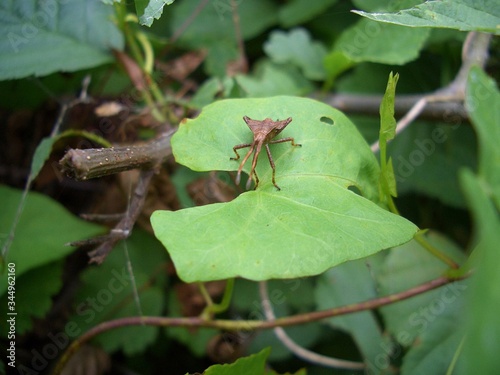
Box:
320;116;334;125
348;185;362;196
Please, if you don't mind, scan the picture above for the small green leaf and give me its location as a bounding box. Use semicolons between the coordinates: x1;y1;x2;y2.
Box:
0;185;104;296
0;0;124;80
192;347;270;375
353;0;500;35
135;0;175;27
151;96;418;282
334;19;430;64
263;28;327;80
235;61;314;97
379;72;399;200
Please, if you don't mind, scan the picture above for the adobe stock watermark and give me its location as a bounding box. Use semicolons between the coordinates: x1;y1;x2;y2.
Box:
14;266;132;375
366;280;468;373
8;0;72;54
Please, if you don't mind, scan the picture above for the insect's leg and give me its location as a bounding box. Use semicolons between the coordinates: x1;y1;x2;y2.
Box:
247;142;264;189
265;144;280;191
234;144;255;185
231;143;252;160
268;137;302;147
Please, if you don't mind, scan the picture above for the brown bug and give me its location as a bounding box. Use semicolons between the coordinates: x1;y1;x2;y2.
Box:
230;116;301;190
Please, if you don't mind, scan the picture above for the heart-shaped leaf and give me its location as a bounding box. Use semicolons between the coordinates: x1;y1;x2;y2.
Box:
151;96;417;282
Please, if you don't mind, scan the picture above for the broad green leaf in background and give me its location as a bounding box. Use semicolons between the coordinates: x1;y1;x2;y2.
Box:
235;61;314;97
315;258;388;374
278;0;338;27
166;0;278;77
465;66;500;206
0;0;124;80
400;302;465;375
389;122;476;208
151;96;418;282
334;19;430;65
353;0;500;35
135;0;174;27
458;171;500;375
263;28;327;80
457;66;500;374
0;261;63;336
70;230;167;354
0;185;103;296
323;50;355;89
377;231;466;347
187;347;270;375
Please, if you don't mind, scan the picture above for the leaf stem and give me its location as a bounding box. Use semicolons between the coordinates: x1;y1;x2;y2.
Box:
199;278;235;319
414;230;460;269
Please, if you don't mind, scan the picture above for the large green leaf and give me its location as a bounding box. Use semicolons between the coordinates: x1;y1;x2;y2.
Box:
334;19;430;65
0;185;103;296
0;0;124;80
457;67;500;374
151;96;418;282
353;0;500;35
377;231;466;346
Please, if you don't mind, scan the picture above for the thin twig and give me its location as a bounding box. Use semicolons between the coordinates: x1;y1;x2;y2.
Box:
324;93;468;123
52;273;468;374
69;169;156;264
259;281;365;370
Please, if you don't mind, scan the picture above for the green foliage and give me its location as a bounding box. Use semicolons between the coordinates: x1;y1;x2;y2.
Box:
166;0;278;76
152;96;417;282
188;347;271;375
378;72;399;203
2;0;499;373
70;229;167;354
334;19;431;64
0;261;63;336
264;28;327;80
0;185;103;295
377;232;466;346
0;0;124;80
278;0;338;27
354;0;500;35
315;258;388;373
457;67;500;374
